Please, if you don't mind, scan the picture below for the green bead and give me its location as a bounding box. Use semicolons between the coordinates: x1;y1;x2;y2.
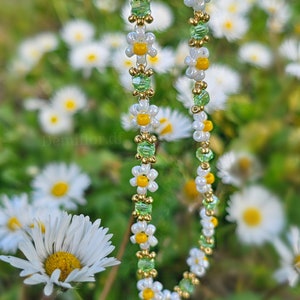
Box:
194;90;210;106
179;278;194;295
135;201;152;216
190;23;209;40
130;0;151;17
137;141;155;158
196;148;214;162
132;74;151;92
199;234;215;248
138;257;155;272
203;195;219;211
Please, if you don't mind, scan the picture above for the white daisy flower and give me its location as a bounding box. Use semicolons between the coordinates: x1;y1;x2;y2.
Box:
129;99;159;133
60;19;95;47
162;290;180;300
31;162;90;210
18;37;44;67
35;32;58;53
51;86;87;115
210;11;249;41
69;41;109;77
137;277;163;300
214;0;251;15
187;247;209;277
226;185;285;245
154;107;192;141
130;221;158;250
0;194;32;253
100;32;127;52
217;151;262;187
239;42;273;68
38;106;73;135
121;112;137;131
185;47;210;81
0;212;119;297
174;76;194;110
8;58;32;76
93;0;118;12
174;40;189;70
125;26;157;65
24;98;47;111
130;164;158;194
273;226;300;287
119;72;135;92
285;63;300;79
111;48;136;74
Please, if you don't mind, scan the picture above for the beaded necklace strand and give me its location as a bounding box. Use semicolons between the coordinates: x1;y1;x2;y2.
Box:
125;1;219;298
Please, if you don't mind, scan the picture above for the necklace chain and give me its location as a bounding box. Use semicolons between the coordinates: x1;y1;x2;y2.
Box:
126;1;219;298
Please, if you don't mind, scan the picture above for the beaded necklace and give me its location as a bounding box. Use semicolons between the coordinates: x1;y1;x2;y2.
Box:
125;1;219;298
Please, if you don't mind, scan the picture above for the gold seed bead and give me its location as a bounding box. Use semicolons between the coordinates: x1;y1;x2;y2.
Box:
206;209;214;217
200;162;210;170
191;105;204;114
129;67;137;76
200;141;210;148
137;64;145;72
150;269;158;277
146;89;155;97
132;90;139;97
145;69;154;76
137;18;145;26
128;15;136;23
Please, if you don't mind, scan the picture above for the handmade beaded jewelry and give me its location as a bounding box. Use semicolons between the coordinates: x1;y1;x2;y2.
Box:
126;0;219;299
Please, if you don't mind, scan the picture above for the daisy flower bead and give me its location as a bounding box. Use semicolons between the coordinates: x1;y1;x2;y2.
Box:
193;111;213;143
185;47;210;81
137;277;163;300
125;26;157;65
273;226;300;287
162;290;180;300
130;164;158;194
130;99;159;133
195;166;215;194
0;212;119;297
200;208;218;237
31;162;90;210
130;221;158;250
184;0;211;11
187;247;209;277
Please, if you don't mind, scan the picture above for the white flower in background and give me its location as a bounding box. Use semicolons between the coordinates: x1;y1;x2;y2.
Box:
226;185;285;245
174;76;194;109
130;221;158;250
18;37;44;67
214;0;252;15
93;0;118;12
121;112;136;131
126;27;157;65
24;98;47;111
122;1;174;32
162;290;181;300
185;47;210;81
9;58;32;76
217;151;262;187
35;32;58;52
38;106;73;135
137;277;163;300
174;40;189;70
51;86;87;115
239;42;273;68
147;45;175;74
154;107;192;141
119;72;134;92
209;11;249;41
69;41;110;76
129;99;159;132
0;212;119;297
130;164;158;194
0;194;32;253
273;226;300;287
31;162;90;210
61;19;95;47
111;48;136;74
100;32;127;52
187;248;209;277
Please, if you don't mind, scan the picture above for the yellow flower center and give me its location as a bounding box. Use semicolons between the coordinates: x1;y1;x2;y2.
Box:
228;4;237;13
133;42;148;56
148;55;159;64
51;181;69;197
159;118;173;135
195;57;209;70
44;251;81;281
137;113;151;126
30;221;46;233
135;232;148;244
183;179;199;199
123;60;134;68
74;32;83;41
7;217;22;231
87;53;97;62
137;175;149;187
224;20;233;30
142;288;155;300
250;54;259;62
242;207;262;227
294;255;300;268
238;157;251;173
203;120;213;132
50;115;58;124
65;99;76;111
205;173;215;185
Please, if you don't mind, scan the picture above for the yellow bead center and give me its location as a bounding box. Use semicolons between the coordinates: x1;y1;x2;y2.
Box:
196;57;210;70
135;232;148;244
142;288;155;300
137;113;151;126
87;53;97;62
44;251;81;281
51;181;69;197
242;207;262;227
65;99;76;111
183;179;199;199
203;120;213;132
205;173;215;185
159;118;173;135
50;115;58;124
133;42;148;56
7;217;22;231
211;216;218;227
137;175;149;187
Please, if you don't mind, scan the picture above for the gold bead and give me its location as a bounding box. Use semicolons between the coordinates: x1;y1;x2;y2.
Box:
200;162;210;170
147;89;155;97
206;209;214;217
137;18;145;26
128;15;136;23
204;247;213;255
